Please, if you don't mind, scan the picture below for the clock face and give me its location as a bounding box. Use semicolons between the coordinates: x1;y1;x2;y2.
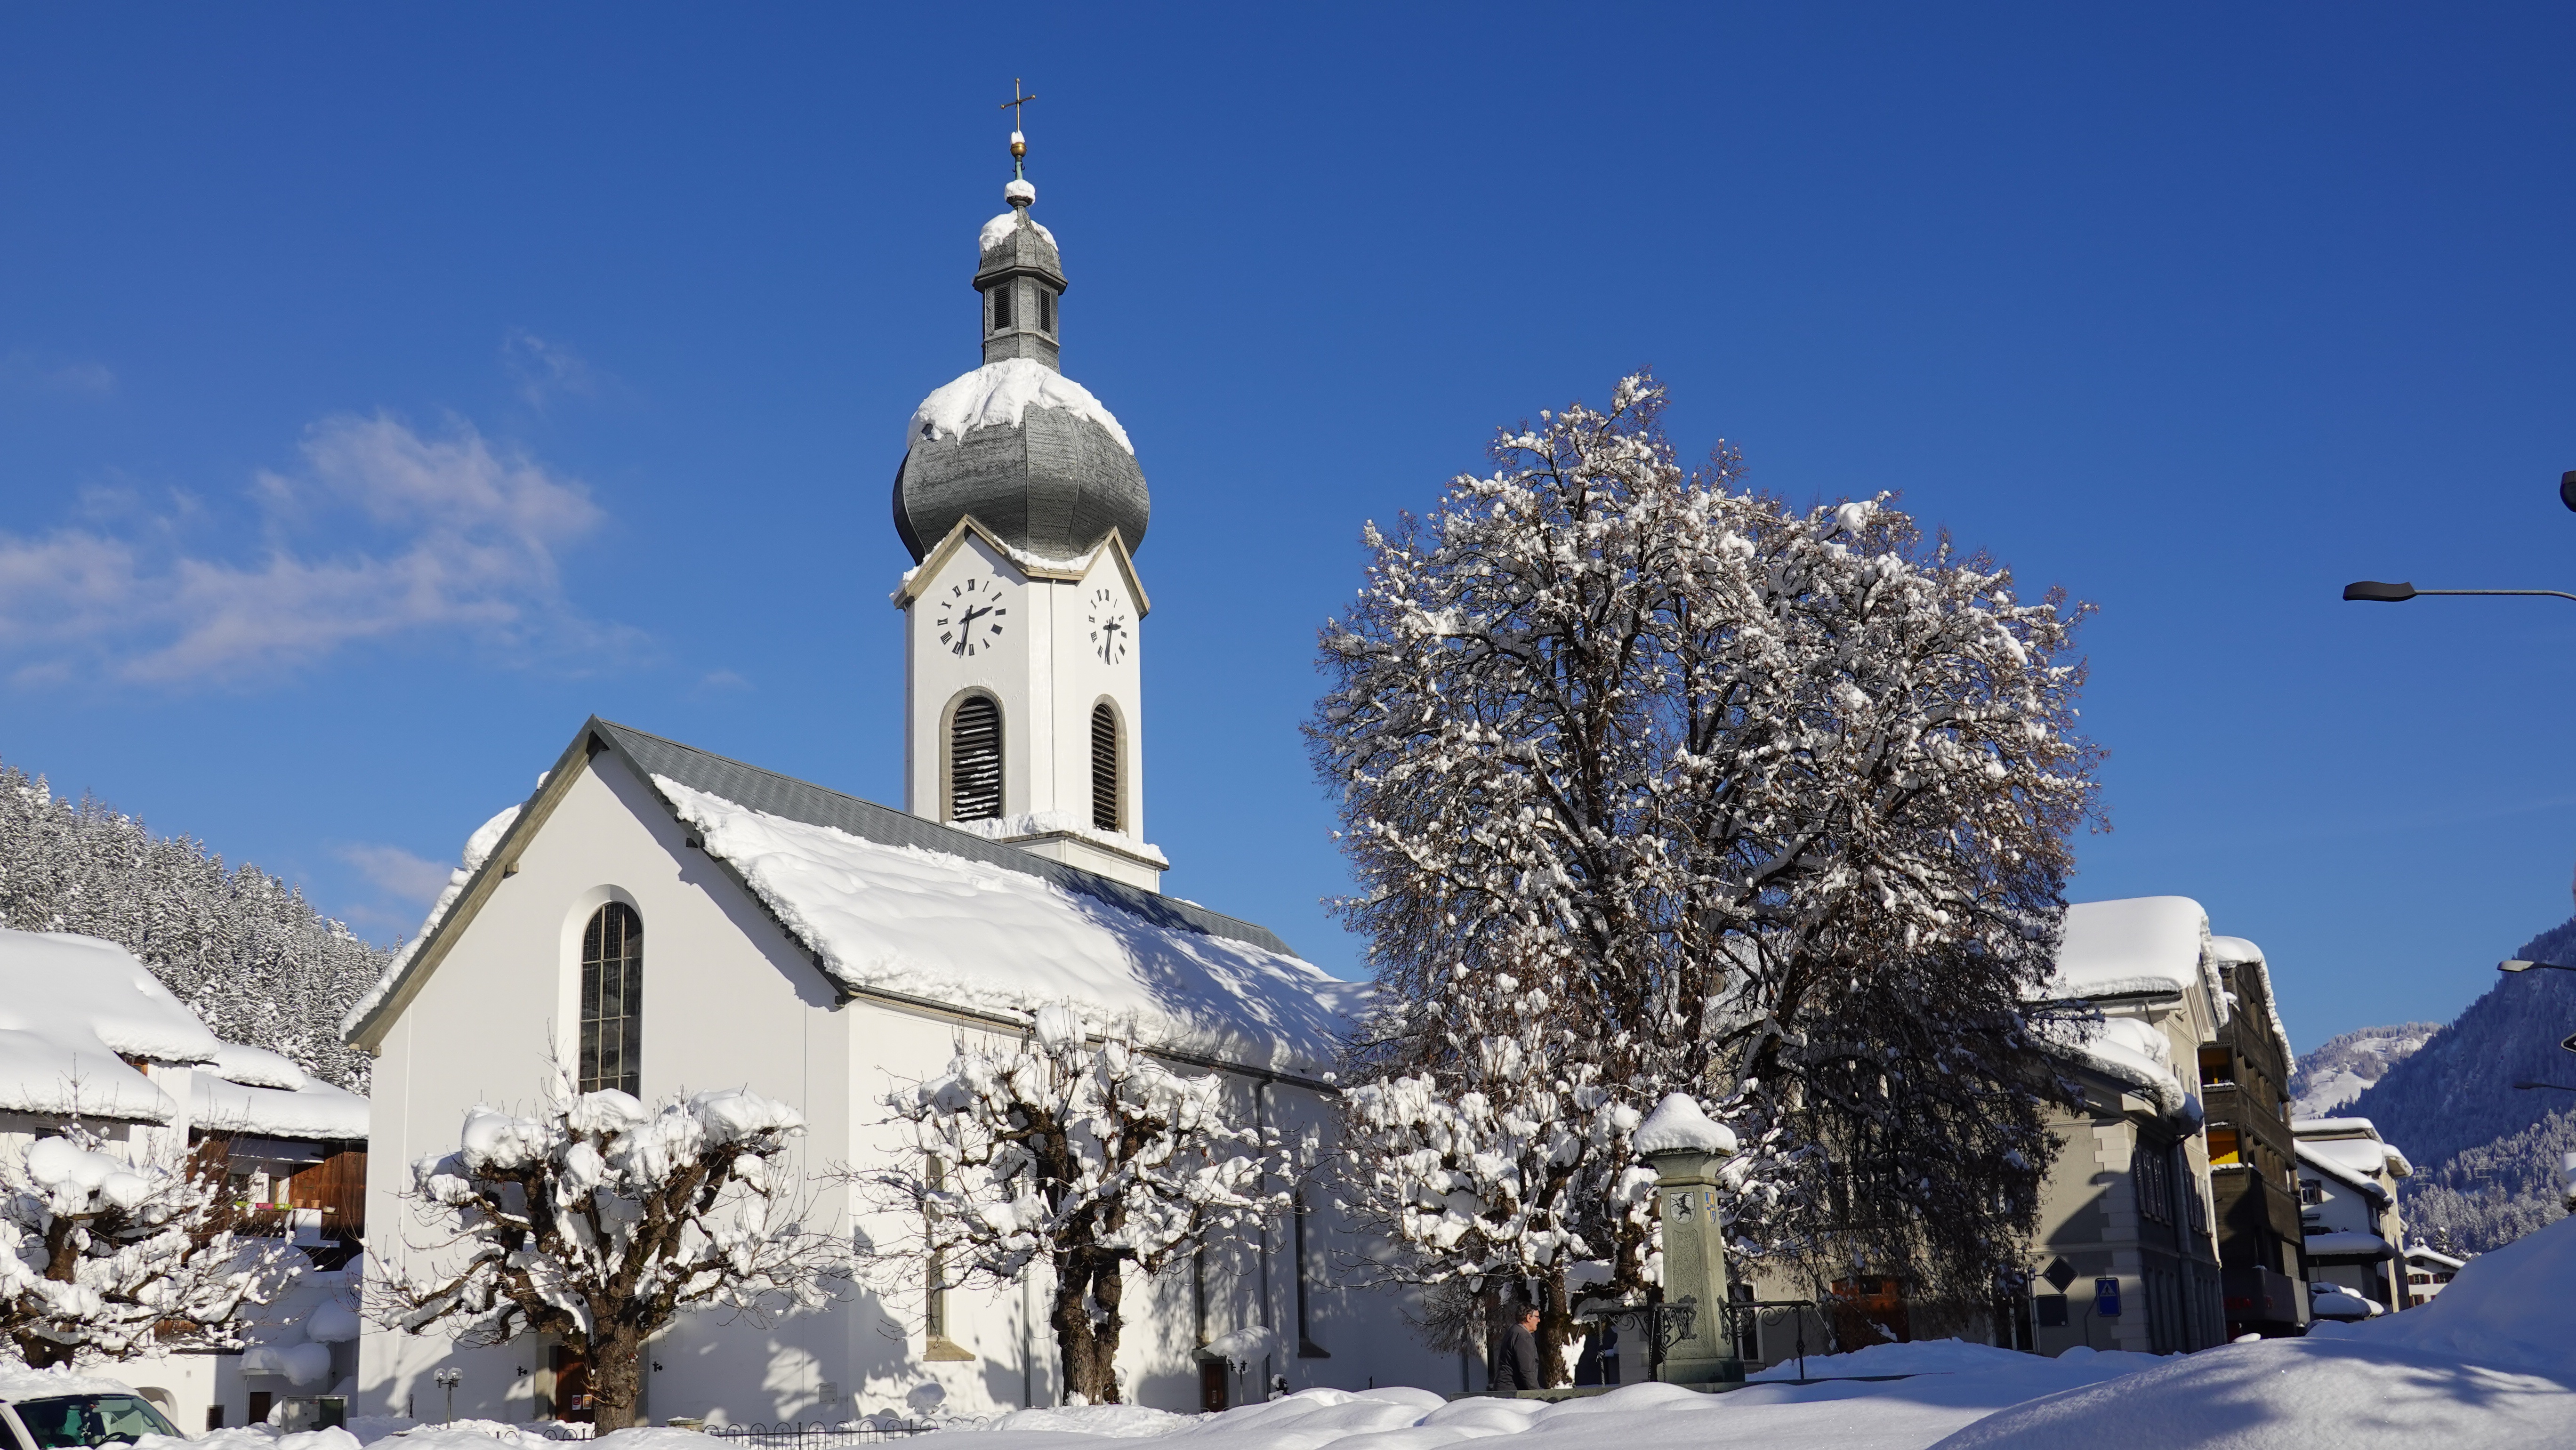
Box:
1088;587;1130;665
934;578;1008;658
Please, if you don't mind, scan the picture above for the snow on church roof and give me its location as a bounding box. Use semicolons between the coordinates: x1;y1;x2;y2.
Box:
344;719;1351;1079
659;778;1359;1077
0;928;218;1123
910;357;1135;456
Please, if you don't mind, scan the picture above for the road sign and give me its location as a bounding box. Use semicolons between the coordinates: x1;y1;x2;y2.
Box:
2095;1277;2122;1317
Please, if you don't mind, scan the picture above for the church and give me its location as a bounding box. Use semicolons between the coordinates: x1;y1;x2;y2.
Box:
347;142;1452;1423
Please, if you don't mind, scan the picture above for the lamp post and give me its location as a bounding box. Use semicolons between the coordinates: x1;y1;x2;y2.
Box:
433;1369;461;1426
2343;474;2576;607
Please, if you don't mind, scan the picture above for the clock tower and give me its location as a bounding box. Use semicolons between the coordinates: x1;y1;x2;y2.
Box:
889;133;1163;890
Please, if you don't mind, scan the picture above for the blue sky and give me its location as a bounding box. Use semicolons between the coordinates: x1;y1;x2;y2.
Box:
2;6;2572;1047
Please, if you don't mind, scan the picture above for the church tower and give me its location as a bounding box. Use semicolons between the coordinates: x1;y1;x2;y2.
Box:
890;120;1163;890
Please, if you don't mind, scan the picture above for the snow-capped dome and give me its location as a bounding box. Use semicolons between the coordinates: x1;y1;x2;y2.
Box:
892;200;1149;563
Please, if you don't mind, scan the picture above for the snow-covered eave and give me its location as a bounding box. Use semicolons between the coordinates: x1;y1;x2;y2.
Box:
891;513;1150;618
340;725;596;1051
2295;1141;2393;1206
2038;1037;2199;1126
2406;1245;2467;1270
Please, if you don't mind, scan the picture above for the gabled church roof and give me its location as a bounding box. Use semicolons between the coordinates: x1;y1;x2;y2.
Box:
344;719;1359;1082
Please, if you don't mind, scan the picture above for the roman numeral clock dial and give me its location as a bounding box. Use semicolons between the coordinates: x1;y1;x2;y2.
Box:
934;578;1008;658
1088;588;1129;665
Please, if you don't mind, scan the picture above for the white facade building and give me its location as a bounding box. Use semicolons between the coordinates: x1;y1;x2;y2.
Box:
2295;1117;2412;1316
346;155;1454;1426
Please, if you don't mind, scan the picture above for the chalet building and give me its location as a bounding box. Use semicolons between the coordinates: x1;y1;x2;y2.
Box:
2295;1118;2413;1316
2200;935;2311;1338
2401;1244;2465;1307
0;927;368;1430
2019;898;2229;1356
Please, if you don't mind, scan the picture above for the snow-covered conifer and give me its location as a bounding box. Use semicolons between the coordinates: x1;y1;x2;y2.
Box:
376;1083;847;1428
864;1006;1284;1404
0;760;387;1091
0;1127;290;1367
1312;373;2096;1346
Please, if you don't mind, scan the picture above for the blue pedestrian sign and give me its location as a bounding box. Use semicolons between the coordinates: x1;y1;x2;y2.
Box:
2094;1277;2121;1317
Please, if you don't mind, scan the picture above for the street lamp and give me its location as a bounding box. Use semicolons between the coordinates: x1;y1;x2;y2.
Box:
433;1369;461;1426
2345;474;2576;604
2500;960;2576;974
2515;1082;2576;1092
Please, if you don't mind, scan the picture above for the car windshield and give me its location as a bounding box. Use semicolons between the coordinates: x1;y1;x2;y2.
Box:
10;1395;179;1448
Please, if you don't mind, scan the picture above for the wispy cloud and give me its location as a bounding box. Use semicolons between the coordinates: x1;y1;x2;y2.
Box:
1;350;116;397
0;412;621;686
336;842;455;907
502;330;600;409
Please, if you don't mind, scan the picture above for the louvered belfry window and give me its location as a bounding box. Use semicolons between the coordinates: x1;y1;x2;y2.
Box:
991;282;1014;332
579;902;642;1097
1090;702;1120;832
950;696;1003;822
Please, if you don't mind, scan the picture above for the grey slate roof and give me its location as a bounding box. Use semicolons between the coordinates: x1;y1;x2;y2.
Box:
592;719;1292;957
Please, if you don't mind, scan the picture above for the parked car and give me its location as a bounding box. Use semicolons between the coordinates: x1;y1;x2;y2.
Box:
0;1369;182;1450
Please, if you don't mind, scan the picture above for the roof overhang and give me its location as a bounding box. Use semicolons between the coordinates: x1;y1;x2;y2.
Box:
891;514;1149;616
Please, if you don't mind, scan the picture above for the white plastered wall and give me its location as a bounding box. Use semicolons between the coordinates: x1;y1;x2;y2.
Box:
900;534;1150;868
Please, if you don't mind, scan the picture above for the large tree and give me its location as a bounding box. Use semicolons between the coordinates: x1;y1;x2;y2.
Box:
1312;373;2097;1362
864;1006;1282;1405
377;1084;847;1428
0;1128;290;1368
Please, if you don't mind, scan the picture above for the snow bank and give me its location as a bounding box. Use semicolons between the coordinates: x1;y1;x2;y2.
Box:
658;779;1362;1075
1934;1213;2576;1448
0;927;221;1121
1747;1338;2162;1382
1633;1093;1737;1156
910;358;1135;457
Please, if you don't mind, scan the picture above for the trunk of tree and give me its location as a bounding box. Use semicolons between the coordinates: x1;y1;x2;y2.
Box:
1051;1250;1126;1403
1536;1268;1572;1388
19;1336;73;1369
586;1323;647;1431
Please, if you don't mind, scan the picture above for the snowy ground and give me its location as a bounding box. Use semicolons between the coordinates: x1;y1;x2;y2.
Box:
85;1213;2576;1450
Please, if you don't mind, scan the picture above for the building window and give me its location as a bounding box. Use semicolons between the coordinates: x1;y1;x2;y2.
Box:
1090;702;1120;832
2135;1143;2174;1225
2198;1046;2233;1086
991;283;1014;331
579;903;642;1096
2207;1127;2241;1166
2300;1178;2324;1206
950;695;1004;822
1038;287;1055;334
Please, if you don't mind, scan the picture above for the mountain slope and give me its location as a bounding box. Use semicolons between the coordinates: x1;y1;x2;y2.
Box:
2349;912;2576;1250
2290;1023;2441;1120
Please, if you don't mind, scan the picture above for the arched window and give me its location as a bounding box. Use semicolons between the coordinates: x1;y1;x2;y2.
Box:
1089;702;1121;832
950;695;1003;822
579;903;642;1096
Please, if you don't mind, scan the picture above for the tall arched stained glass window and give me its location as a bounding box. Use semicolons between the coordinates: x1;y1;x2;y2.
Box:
1090;702;1121;832
950;695;1003;822
580;903;642;1096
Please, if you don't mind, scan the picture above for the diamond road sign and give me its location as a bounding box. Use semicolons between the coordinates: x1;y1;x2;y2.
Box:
2043;1258;2077;1293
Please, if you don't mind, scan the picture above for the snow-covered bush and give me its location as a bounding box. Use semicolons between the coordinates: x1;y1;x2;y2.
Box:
1312;373;2095;1353
0;1127;290;1366
863;1006;1283;1404
376;1084;848;1428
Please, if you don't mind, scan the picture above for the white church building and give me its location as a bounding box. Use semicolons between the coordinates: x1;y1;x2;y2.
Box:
347;155;1453;1425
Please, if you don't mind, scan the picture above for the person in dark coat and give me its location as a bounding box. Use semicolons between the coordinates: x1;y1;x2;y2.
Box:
1490;1303;1543;1393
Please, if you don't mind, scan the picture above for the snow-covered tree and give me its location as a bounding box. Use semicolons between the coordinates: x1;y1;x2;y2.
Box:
377;1084;848;1428
1;1127;290;1368
864;1007;1284;1405
0;759;387;1091
1312;373;2096;1348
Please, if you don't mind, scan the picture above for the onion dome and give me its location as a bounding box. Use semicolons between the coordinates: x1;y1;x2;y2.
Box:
891;169;1149;564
